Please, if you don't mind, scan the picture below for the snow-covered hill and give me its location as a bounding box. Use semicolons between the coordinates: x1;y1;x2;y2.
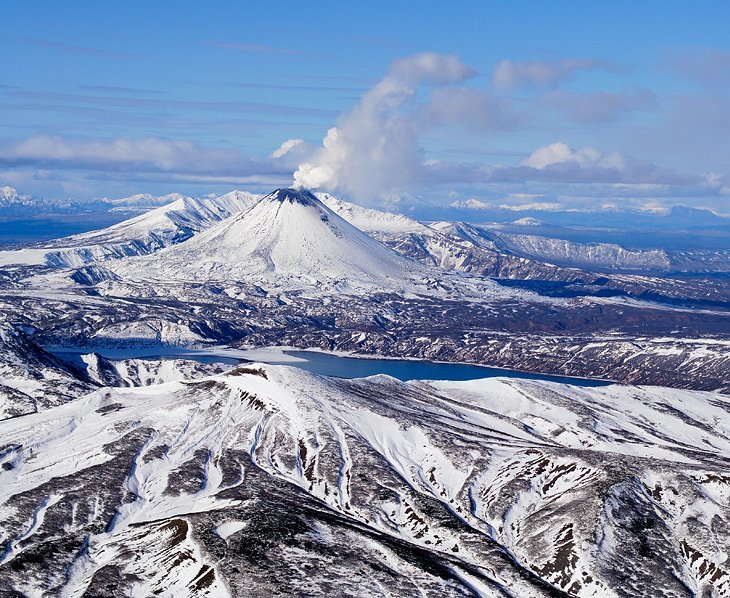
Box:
511;216;544;226
105;192;191;211
0;189;726;392
55;191;258;251
79;352;231;387
488;231;672;271
317;203;593;283
1;188;726;278
317;196;729;275
0;363;728;596
0;191;259;267
445;198;728;229
0;189;196;215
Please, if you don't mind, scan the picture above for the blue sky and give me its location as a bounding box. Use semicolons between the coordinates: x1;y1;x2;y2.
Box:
2;1;730;211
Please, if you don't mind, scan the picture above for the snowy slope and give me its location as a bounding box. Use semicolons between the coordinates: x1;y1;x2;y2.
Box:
488;231;672;271
317;192;428;233
315;195;545;278
316;196;726;276
0;191;259;267
0;364;728;596
0;323;93;420
106;192;191;210
114;188;442;294
320;200;730;276
79;353;231;387
310;199;570;281
510;217;544;226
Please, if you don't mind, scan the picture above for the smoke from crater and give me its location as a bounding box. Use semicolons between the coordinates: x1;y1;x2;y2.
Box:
293;53;477;202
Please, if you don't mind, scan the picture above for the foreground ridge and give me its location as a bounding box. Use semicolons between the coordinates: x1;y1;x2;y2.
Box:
0;364;728;596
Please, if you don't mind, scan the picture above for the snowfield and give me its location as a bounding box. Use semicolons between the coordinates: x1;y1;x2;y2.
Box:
0;363;729;596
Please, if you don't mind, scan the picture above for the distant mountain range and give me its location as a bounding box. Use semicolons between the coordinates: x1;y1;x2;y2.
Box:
1;188;728;283
2;185;728;231
439;197;730;230
0;186;215;216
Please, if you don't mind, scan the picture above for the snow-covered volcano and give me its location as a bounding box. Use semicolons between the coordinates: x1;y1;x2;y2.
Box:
116;188;431;293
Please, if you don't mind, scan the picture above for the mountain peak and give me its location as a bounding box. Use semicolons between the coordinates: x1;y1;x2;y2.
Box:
0;185;21;203
264;188;320;207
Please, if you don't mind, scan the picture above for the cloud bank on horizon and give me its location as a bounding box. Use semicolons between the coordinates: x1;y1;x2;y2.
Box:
2;44;729;211
285;52;727;208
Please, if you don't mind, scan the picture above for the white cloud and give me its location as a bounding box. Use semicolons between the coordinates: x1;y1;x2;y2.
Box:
417;87;519;130
0;135;252;174
291;54;670;203
492;59;615;90
672;49;730;90
0;135;299;182
420;142;712;193
522;142;627;170
507;193;543;201
514;142;703;187
450;197;561;211
543;88;656;122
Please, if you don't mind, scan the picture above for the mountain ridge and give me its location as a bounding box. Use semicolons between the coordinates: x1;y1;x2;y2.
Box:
0;362;728;596
0;191;259;268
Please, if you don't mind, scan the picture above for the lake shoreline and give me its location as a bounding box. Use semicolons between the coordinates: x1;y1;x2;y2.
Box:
47;343;614;387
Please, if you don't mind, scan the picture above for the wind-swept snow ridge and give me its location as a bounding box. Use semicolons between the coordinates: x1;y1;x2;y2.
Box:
0;364;728;596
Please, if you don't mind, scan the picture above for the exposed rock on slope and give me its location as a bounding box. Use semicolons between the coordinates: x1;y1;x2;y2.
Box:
0;365;728;596
0;323;93;420
78;353;231;387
